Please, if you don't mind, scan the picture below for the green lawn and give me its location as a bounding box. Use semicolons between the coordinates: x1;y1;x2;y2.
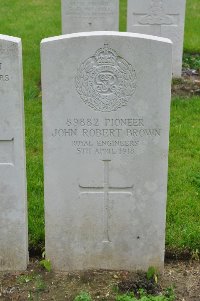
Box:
120;0;127;31
0;0;200;253
167;98;200;251
184;0;200;53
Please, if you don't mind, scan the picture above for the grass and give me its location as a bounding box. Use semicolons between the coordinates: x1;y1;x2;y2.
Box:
74;292;92;301
184;0;200;53
26;100;44;250
183;53;200;70
0;0;200;253
167;97;200;251
74;289;176;301
120;0;127;32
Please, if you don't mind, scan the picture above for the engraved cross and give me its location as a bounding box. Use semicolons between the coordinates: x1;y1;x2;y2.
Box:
79;160;133;243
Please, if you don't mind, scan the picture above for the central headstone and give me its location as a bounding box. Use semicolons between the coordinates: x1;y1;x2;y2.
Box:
0;35;28;271
62;0;119;34
41;32;172;271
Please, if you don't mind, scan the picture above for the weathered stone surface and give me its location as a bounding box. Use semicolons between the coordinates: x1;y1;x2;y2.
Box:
62;0;119;34
41;32;172;271
127;0;186;77
0;35;28;271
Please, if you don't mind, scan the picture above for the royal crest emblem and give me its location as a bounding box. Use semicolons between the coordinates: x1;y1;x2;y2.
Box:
75;44;136;112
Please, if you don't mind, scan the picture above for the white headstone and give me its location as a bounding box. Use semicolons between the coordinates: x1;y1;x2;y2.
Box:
127;0;186;77
41;32;172;271
0;35;28;271
62;0;119;34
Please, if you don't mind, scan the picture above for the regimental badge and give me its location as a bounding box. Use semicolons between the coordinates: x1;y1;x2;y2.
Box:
138;0;173;25
75;44;137;112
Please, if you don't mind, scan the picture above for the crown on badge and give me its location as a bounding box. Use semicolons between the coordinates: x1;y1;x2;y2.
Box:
95;44;117;66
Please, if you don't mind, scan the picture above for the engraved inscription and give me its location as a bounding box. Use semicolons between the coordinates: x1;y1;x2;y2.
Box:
51;117;161;156
0;63;10;82
66;0;115;18
79;160;133;243
138;0;173;25
0;138;14;165
76;45;136;112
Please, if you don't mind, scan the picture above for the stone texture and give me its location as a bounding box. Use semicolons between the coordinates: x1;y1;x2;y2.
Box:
127;0;186;77
41;32;172;271
0;35;28;271
62;0;119;34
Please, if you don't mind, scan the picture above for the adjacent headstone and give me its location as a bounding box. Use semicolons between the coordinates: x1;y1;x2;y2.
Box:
41;32;172;271
62;0;119;34
127;0;186;77
0;35;28;271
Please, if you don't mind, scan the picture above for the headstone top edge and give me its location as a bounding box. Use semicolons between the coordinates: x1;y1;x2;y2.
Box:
0;34;21;44
41;31;172;46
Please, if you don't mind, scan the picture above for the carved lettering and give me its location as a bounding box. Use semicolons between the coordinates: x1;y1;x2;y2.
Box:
52;128;77;137
0;62;10;82
126;129;161;137
96;140;139;147
82;128;123;138
0;74;9;81
66;0;115;17
52;117;162;156
105;118;144;127
66;118;99;127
